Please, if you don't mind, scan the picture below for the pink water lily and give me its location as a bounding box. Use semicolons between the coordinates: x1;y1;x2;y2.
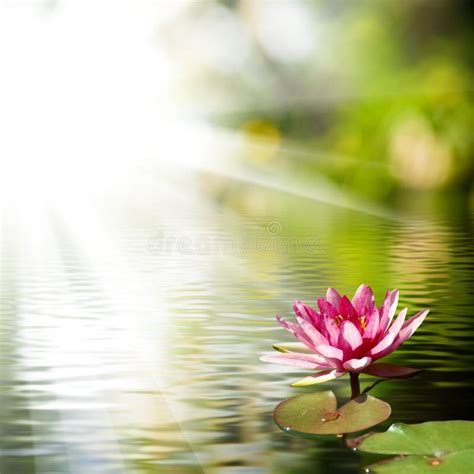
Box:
261;285;428;387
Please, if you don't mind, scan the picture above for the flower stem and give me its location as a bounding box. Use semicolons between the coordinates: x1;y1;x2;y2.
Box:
350;372;360;399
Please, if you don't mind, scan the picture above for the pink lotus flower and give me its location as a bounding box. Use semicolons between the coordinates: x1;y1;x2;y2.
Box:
261;285;429;386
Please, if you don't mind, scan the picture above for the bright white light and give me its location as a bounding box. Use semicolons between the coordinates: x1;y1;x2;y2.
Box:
189;5;251;73
249;1;315;63
0;0;197;212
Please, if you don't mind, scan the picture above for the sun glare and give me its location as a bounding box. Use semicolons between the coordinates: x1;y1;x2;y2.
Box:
0;1;196;214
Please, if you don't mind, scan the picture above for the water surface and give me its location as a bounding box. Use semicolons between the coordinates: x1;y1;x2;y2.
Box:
1;173;473;473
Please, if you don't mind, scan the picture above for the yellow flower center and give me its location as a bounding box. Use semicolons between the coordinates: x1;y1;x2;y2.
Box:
335;314;367;331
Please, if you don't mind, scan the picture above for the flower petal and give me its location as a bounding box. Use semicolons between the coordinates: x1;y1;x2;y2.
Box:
317;298;338;318
338;296;358;319
260;352;330;369
338;320;363;354
276;315;316;350
325;319;341;346
272;342;312;354
291;369;346;387
352;284;375;316
343;357;372;372
397;309;429;344
317;299;340;345
298;319;329;347
369;310;428;360
315;344;344;362
324;319;341;346
378;289;399;333
326;287;342;308
363;307;380;341
362;362;422;379
293;300;326;335
370;332;396;357
388;307;407;336
293;300;320;328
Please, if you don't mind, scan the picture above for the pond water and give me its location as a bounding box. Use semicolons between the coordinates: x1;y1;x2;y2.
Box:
1;170;473;474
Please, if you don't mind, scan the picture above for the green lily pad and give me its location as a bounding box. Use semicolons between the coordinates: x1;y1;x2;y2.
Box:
352;421;474;473
355;421;474;454
364;450;474;473
274;391;391;435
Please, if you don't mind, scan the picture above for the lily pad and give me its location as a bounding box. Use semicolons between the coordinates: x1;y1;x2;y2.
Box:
274;391;391;435
352;421;474;473
364;450;474;473
362;363;422;379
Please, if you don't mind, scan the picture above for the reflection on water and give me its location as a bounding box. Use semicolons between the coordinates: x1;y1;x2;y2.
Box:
1;175;473;474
